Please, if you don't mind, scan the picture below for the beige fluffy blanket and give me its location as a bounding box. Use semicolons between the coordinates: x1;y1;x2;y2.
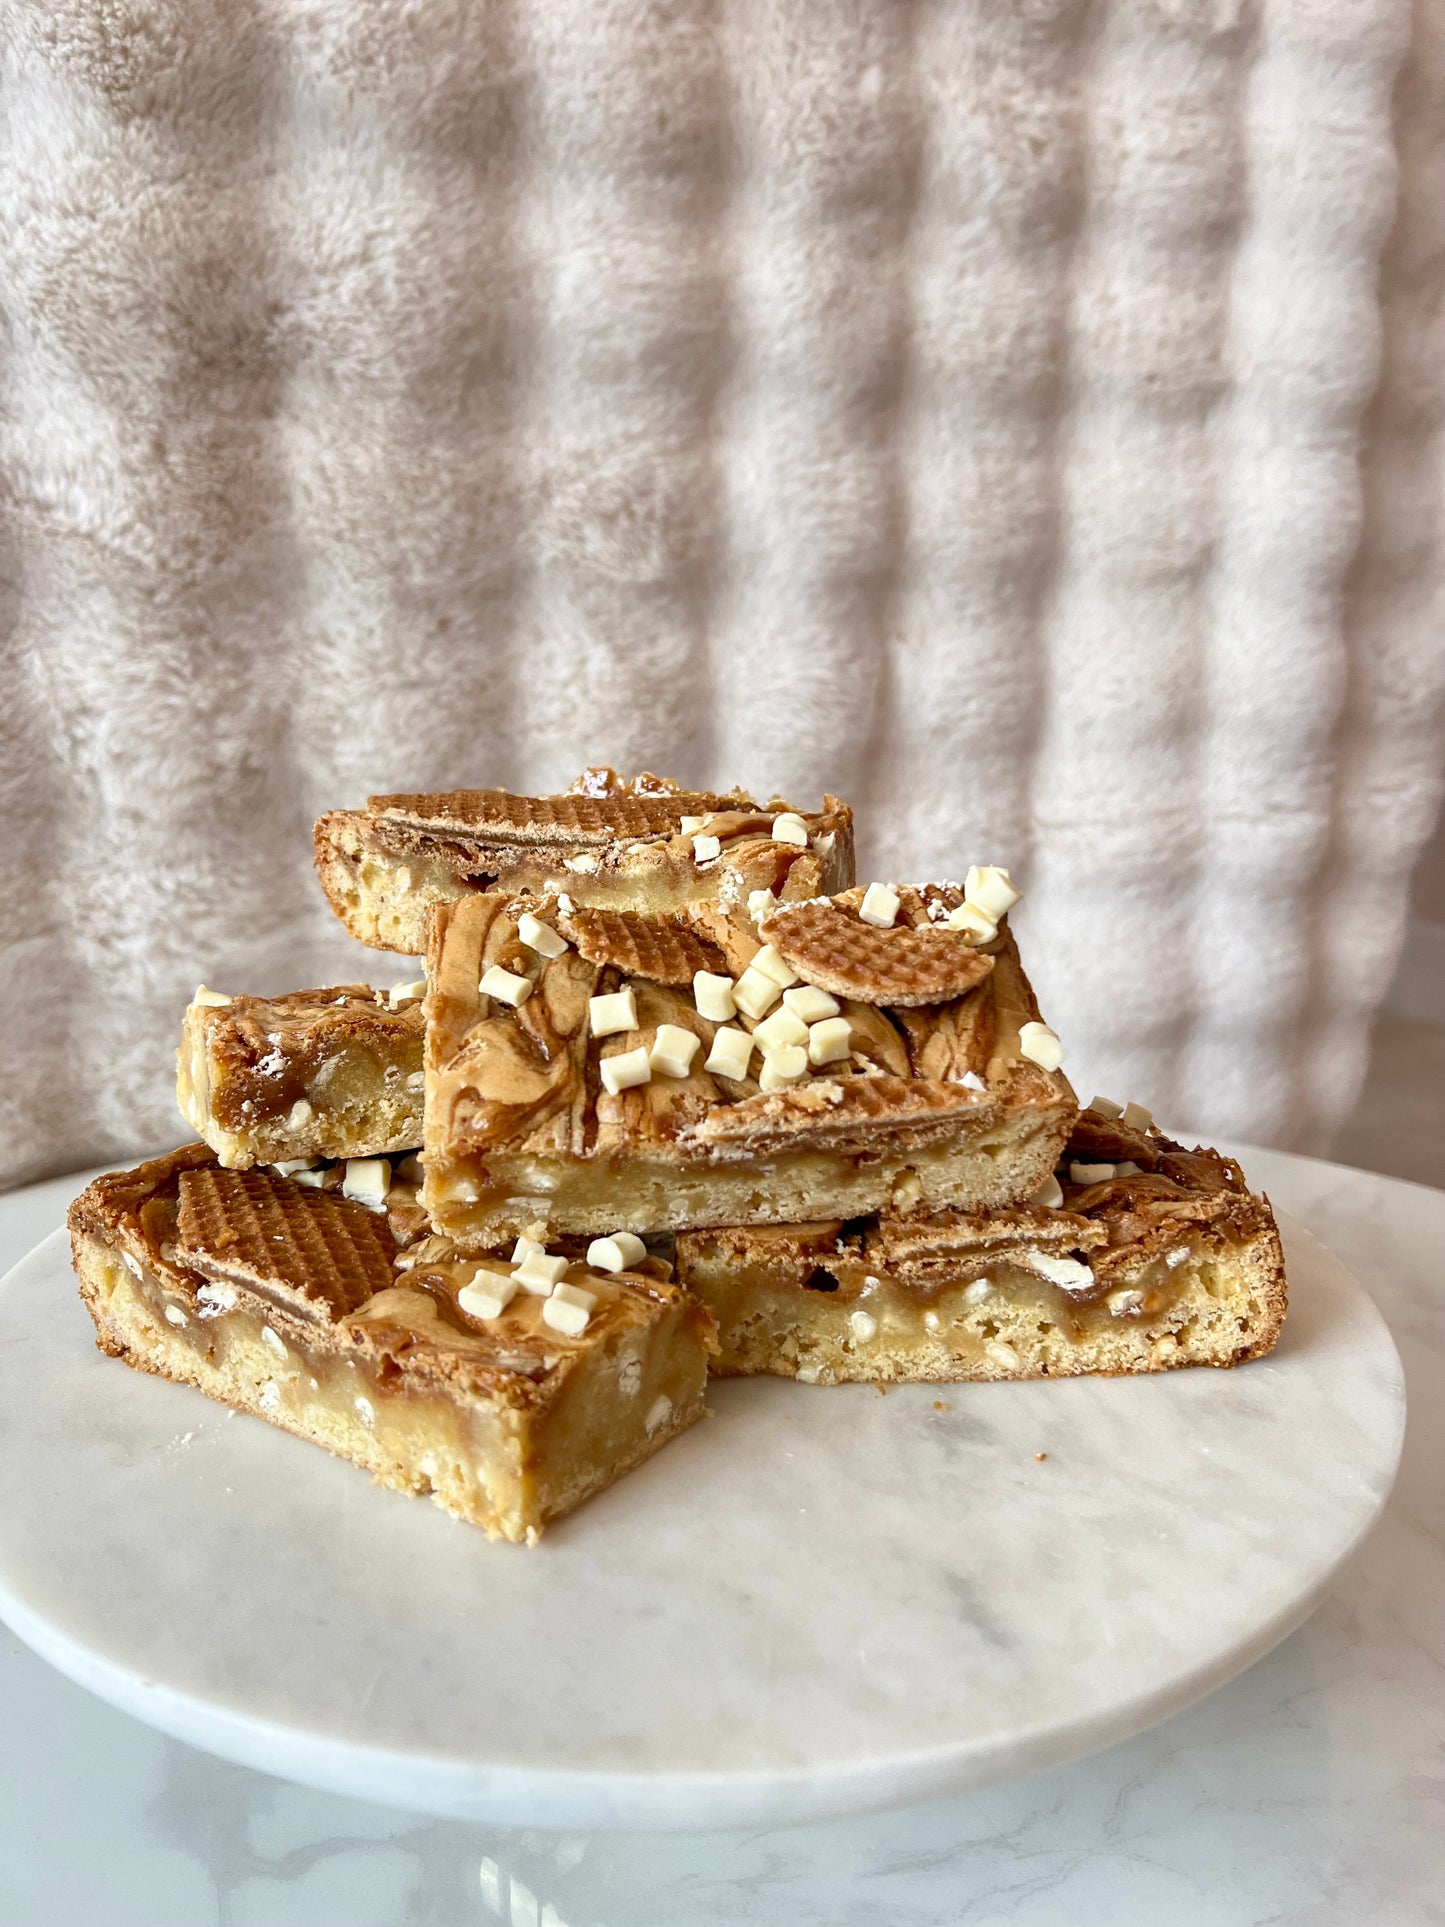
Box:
2;0;1444;1186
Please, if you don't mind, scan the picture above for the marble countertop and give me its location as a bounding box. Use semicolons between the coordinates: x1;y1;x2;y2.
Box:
2;1145;1440;1927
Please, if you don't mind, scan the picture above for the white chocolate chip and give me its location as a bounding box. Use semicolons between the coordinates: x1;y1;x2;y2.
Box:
749;944;798;989
1070;1161;1116;1185
1165;1245;1191;1269
387;978;427;1007
342;1158;391;1209
441;1174;479;1203
479;964;533;1008
511;1234;545;1267
405;1071;424;1091
814;832;836;860
292;1167;327;1188
1030;1173;1064;1209
923;1310;941;1331
985;1340;1020;1371
771;812;810;847
122;1251;143;1278
1107;1288;1146;1316
588;1233;647;1273
753;1004;809;1052
643;1027;695;1082
589;987;638;1037
704;1025;755;1081
1089;1095;1124;1119
1030;1253;1094;1289
556;893;575;914
1154;1334;1179;1360
354;1395;375;1427
795;1363;823;1384
679;815;709;836
732;966;783;1019
946;902;997;944
692;833;721;864
191;985;231;1008
1114;1161;1142;1178
644;1394;673;1434
1122;1100;1155;1132
849;1309;878;1342
287;1098;314;1128
1018;1022;1063;1071
963;1279;993;1305
272;1158;319;1178
600;1045;652;1095
958;1070;986;1092
858;882;899;928
459;1272;518;1321
261;1325;287;1360
543;1294;591;1336
513;1250;570;1294
807;1015;852;1066
551;1279;598;1313
517;913;568;959
964;866;1021;922
783;984;839;1023
746;888;777;924
257;1379;280;1410
564;853;599;874
164;1304;187;1328
693;971;736;1022
758;1044;808;1091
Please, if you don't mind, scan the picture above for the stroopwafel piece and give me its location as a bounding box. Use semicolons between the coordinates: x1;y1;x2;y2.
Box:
759;890;996;1005
422;885;1075;1248
68;1147;716;1544
314;767;854;953
675;1111;1287;1384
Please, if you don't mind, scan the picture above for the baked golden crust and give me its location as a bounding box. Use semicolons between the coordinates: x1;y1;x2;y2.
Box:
314;768;855;953
421;889;1076;1245
674;1115;1287;1383
176;985;424;1168
68;1148;716;1541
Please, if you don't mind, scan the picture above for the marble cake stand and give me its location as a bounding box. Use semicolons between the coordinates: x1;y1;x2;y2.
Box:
0;1211;1403;1832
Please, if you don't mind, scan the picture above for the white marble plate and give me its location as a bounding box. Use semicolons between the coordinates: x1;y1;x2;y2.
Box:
0;1212;1404;1832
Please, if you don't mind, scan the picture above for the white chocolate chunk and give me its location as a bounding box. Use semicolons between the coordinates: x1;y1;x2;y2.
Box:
753;1004;809;1052
164;1304;188;1328
287;1099;314;1128
749;943;798;989
1088;1095;1124;1119
564;853;599;874
693;971;736;1022
1070;1161;1116;1185
459;1271;519;1321
964;865;1021;921
261;1325;287;1360
341;1158;391;1208
513;1249;570;1294
479;964;533;1008
963;1278;993;1305
807;1015;853;1065
387;978;427;1006
650;1023;701;1078
589;986;638;1037
783;984;839;1023
1018;1021;1063;1071
1114;1160;1142;1178
958;1070;986;1092
257;1379;280;1410
550;1279;598;1313
704;1025;755;1080
542;1294;591;1336
946;902;997;944
291;1167;326;1188
849;1309;878;1342
354;1395;375;1427
692;833;721;864
510;1234;545;1267
679;815;709;836
191;985;231;1008
858;882;899;928
771;812;810;847
645;1394;673;1433
556;893;575;914
1122;1100;1155;1132
1030;1253;1094;1289
732;966;783;1019
600;1045;652;1095
588;1233;647;1273
1030;1173;1064;1209
758;1044;808;1091
517;913;568;959
746;888;777;924
272;1158;319;1177
985;1340;1021;1371
1107;1288;1146;1316
1154;1334;1179;1361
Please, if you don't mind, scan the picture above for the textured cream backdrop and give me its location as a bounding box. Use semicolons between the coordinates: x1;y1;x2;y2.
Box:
3;0;1445;1187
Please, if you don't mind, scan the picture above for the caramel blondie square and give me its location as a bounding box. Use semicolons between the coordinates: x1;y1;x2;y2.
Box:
674;1108;1286;1383
315;766;853;953
69;1148;715;1543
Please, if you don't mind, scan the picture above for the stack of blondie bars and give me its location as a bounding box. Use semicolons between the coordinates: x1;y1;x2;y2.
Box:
69;770;1286;1543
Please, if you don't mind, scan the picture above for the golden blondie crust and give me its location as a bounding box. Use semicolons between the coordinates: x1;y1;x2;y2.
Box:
176;984;425;1168
674;1111;1287;1383
68;1148;715;1543
314;766;854;953
421;883;1076;1247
